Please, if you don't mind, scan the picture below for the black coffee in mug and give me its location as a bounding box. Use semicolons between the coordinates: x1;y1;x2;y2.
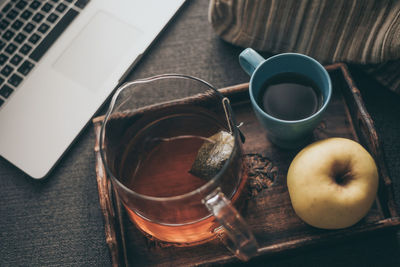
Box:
257;72;323;121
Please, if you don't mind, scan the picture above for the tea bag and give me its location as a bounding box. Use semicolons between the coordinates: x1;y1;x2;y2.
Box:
190;130;234;180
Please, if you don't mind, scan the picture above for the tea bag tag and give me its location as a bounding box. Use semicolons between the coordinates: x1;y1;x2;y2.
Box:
190;130;234;180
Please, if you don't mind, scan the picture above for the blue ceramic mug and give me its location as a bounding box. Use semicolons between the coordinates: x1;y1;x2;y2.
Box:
239;48;332;149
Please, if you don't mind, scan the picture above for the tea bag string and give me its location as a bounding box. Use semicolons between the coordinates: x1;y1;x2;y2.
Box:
222;97;246;143
222;97;233;134
152;135;216;144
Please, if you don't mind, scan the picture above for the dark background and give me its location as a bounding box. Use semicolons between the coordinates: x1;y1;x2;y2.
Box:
1;1;399;266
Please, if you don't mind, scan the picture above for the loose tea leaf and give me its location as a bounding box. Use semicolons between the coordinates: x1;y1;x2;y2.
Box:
190;130;234;180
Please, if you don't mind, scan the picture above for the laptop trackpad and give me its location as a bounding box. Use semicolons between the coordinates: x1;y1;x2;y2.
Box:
53;11;143;90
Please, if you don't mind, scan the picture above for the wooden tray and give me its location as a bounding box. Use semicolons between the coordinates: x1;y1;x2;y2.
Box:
92;63;400;266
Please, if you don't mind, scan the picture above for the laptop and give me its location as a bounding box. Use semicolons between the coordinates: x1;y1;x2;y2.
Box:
0;0;186;179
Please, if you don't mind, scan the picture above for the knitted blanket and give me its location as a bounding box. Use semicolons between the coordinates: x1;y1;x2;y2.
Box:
209;0;400;94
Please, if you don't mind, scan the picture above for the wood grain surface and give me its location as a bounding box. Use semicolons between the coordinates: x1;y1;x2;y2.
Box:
93;64;400;266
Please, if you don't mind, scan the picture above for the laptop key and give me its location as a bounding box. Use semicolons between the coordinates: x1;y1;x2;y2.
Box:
32;12;44;23
29;1;42;10
10;54;23;66
56;3;67;13
38;23;50;34
47;13;59;23
0;19;10;30
20;9;33;20
23;22;35;33
1;65;14;77
75;0;90;9
9;73;23;87
0;54;9;65
19;43;32;55
41;3;54;13
3;30;15;41
0;98;4;107
0;40;5;50
18;60;34;76
11;19;23;31
1;3;12;14
6;9;19;20
28;33;41;44
14;32;27;44
15;0;28;10
5;43;17;54
0;77;4;85
0;84;13;98
30;8;78;62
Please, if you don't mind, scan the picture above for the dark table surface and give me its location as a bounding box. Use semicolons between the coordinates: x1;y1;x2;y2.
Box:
1;1;400;266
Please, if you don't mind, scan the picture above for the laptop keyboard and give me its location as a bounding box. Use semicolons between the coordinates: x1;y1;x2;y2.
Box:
0;0;90;108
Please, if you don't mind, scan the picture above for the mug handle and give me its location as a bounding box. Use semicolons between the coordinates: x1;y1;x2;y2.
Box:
239;48;265;76
203;188;258;261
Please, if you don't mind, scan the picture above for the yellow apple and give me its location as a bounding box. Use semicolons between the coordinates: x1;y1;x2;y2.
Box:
287;137;379;229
